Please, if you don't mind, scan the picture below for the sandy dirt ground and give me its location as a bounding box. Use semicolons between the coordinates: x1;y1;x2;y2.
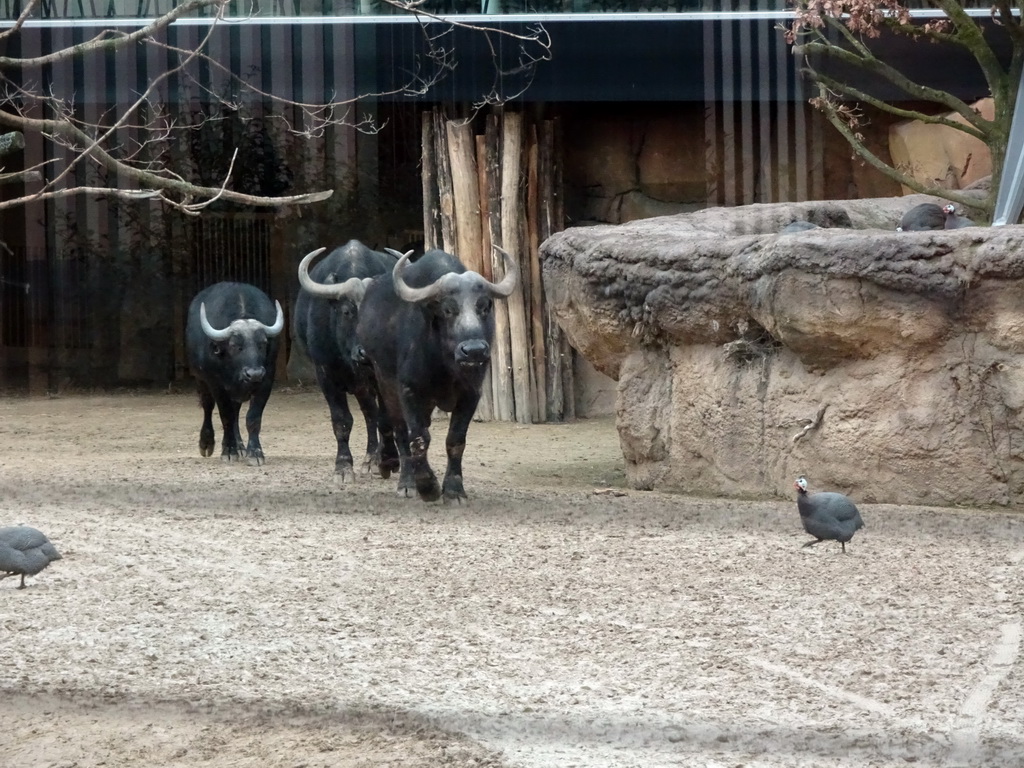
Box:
1;389;1023;768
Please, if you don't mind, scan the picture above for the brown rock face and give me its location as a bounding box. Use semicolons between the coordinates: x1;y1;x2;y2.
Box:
541;195;1024;506
889;99;993;194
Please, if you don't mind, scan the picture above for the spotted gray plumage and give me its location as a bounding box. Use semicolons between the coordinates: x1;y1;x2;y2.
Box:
0;525;62;588
942;204;976;229
794;477;864;553
896;203;945;232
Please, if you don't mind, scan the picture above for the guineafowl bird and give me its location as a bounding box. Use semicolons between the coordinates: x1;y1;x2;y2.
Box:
942;204;976;229
896;203;945;232
794;477;864;553
0;525;62;589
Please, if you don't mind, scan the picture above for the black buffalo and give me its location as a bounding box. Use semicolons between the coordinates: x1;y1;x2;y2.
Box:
357;247;518;503
185;281;284;465
293;240;399;481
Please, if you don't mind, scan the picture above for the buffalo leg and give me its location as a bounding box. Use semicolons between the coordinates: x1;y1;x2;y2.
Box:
215;393;243;462
318;368;357;482
233;417;246;459
440;394;478;504
352;386;382;475
392;421;416;497
378;381;415;496
375;392;400;479
401;387;441;502
244;377;275;466
198;382;216;458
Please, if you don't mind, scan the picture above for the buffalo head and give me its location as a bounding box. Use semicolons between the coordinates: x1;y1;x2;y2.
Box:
298;246;376;368
200;300;284;387
388;246;518;370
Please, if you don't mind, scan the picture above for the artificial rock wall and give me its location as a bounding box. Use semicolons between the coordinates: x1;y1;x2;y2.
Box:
541;195;1024;506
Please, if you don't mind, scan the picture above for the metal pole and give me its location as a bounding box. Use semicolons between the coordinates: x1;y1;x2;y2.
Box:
992;67;1024;225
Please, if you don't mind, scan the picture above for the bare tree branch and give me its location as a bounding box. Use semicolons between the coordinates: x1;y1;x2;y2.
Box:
0;0;550;215
0;0;227;69
812;84;986;212
0;0;40;43
788;0;1023;218
0;108;330;213
803;64;988;141
796;16;988;132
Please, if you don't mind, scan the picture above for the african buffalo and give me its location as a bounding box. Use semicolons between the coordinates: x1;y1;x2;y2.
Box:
356;247;518;503
185;281;284;465
293;240;399;481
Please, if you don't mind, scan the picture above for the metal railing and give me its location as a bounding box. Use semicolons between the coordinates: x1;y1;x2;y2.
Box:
0;0;1003;23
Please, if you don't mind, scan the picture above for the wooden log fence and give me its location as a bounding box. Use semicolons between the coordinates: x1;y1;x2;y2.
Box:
422;106;573;423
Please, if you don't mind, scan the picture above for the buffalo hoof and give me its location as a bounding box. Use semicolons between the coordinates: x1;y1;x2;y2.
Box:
361;453;379;474
442;476;467;504
416;475;442;503
379;442;400;475
199;429;215;457
247;452;266;467
396;482;416;498
378;456;400;480
334;463;356;484
220;444;243;462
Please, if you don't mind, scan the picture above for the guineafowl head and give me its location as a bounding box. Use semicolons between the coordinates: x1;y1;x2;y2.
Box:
943;204;956;215
794;476;809;493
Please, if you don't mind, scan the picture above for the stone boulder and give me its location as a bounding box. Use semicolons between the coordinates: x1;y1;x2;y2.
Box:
541;195;1024;506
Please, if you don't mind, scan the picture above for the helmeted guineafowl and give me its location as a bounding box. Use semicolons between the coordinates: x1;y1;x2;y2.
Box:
794;477;864;553
942;204;976;229
0;525;62;589
896;203;945;232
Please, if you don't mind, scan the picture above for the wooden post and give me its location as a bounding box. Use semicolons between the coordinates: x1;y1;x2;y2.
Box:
433;109;457;254
526;124;547;422
551;117;573;419
539;118;569;422
483;114;501;284
421;110;441;251
485;113;512;420
447;117;492;421
499;110;532;424
446;119;483;274
475;133;495;421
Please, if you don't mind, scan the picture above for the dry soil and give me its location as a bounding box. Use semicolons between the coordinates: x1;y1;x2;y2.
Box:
1;389;1023;768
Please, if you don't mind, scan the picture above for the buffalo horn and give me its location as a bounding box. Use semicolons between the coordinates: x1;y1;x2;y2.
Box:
393;247;519;303
297;247;367;300
485;246;519;297
199;302;233;341
392;251;445;303
200;300;285;340
263;300;285;337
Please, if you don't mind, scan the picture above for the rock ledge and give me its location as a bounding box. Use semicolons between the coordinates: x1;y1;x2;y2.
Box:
542;195;1024;506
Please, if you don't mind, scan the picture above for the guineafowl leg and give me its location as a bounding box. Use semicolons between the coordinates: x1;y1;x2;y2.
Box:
17;574;26;589
802;539;824;548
